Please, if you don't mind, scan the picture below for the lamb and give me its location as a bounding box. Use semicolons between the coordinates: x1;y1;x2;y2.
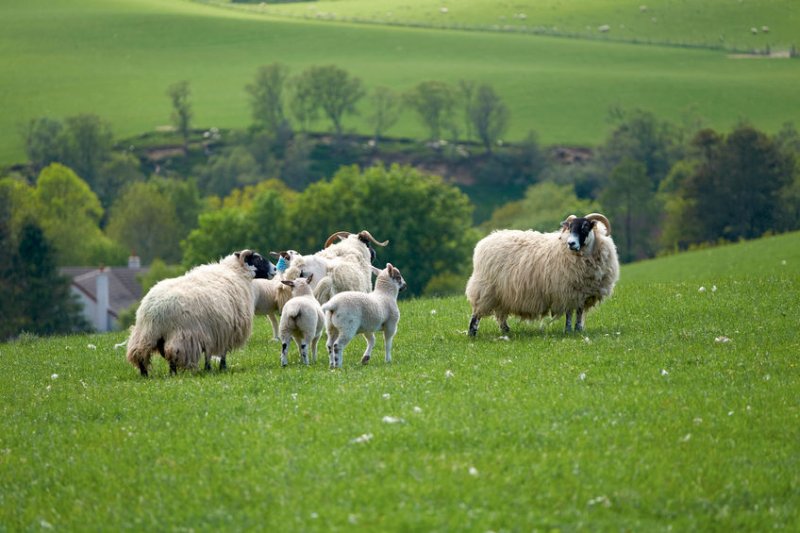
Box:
466;213;619;337
322;263;407;369
277;275;324;366
252;250;301;340
126;250;276;376
284;230;389;304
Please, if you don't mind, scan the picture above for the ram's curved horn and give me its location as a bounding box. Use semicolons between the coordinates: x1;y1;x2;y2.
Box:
324;231;351;248
585;213;611;236
560;215;577;230
358;230;389;247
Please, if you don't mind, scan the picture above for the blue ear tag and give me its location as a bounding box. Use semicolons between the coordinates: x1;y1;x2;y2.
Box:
276;257;287;272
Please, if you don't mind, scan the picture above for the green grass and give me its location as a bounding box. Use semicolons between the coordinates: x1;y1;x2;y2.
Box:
2;0;800;165
218;0;800;51
2;232;799;530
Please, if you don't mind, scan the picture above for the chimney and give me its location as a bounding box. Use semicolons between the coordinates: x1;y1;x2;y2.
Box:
96;266;109;332
128;250;141;269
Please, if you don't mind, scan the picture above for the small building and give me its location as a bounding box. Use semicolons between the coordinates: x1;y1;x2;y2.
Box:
60;255;149;332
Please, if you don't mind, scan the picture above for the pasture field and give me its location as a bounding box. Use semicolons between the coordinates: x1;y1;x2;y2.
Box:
1;0;800;165
1;232;798;530
214;0;800;51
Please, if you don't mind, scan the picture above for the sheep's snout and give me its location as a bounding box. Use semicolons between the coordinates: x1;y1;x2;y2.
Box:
567;235;581;251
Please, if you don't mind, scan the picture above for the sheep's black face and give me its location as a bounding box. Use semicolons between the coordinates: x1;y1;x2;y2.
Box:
359;234;377;263
248;252;276;279
565;218;596;253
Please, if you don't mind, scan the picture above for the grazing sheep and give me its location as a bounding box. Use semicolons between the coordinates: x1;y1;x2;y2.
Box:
277;275;324;366
322;263;407;369
466;213;619;337
253;251;301;340
284;230;389;304
126;250;276;376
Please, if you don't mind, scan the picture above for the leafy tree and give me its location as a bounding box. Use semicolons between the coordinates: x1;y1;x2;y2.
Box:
196;146;262;197
13;221;89;337
0;188;23;339
181;208;256;267
404;81;456;141
599;158;659;262
34;163;121;265
469;84;510;154
95;152;146;212
106;181;183;264
293;65;365;138
368;86;401;144
60;114;114;189
288;72;319;133
167;80;193;148
285;164;477;295
457;80;476;142
22;117;63;174
482;181;598;233
246;63;291;132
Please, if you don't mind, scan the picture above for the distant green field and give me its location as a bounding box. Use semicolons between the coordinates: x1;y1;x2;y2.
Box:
1;233;798;530
1;0;799;166
216;0;800;51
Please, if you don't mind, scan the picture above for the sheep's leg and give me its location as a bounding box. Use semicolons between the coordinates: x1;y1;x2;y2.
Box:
169;360;178;375
326;325;338;367
468;314;481;337
496;314;510;334
310;335;320;364
565;310;573;333
219;352;227;371
575;307;585;332
280;338;290;367
361;332;376;365
332;334;353;369
383;324;397;364
299;337;309;366
204;353;211;371
268;313;280;341
137;360;149;377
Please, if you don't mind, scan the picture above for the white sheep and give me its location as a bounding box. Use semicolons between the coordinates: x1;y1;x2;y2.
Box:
284;230;389;304
126;250;276;376
252;250;301;340
277;275;324;366
466;213;619;337
322;263;407;369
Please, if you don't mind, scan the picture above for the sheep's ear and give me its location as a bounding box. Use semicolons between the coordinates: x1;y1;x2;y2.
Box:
269;251;280;258
386;263;395;274
281;280;295;287
370;265;381;276
234;251;241;258
306;273;313;283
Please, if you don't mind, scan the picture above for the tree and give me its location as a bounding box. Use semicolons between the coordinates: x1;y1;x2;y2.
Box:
167;80;193;148
95;152;146;212
22;117;63;173
246;63;291;132
106;181;183;264
14;221;89;337
293;65;365;138
196;146;262;197
469;83;510;154
457;80;476;142
285;164;477;295
368;86;401;145
482;181;598;233
0;188;22;339
288;73;319;133
599;158;659;262
181;208;257;267
404;81;456;141
60;114;114;189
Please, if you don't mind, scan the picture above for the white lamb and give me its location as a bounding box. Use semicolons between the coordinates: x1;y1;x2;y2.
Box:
126;250;276;376
252;250;300;340
277;275;324;367
322;263;407;369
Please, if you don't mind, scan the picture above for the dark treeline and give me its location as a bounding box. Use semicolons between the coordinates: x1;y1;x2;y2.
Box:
2;62;799;339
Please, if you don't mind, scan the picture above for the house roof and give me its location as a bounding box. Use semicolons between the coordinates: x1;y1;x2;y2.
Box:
61;266;149;318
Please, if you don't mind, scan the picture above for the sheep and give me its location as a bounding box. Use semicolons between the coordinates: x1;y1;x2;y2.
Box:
283;230;389;304
126;250;276;376
277;275;324;367
322;263;407;369
252;250;301;340
466;213;619;337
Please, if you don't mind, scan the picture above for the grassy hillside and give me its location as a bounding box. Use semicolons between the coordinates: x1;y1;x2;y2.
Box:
1;0;799;165
218;0;800;51
1;234;798;530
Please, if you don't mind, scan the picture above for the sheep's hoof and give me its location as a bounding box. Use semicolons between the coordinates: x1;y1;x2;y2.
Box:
361;355;371;365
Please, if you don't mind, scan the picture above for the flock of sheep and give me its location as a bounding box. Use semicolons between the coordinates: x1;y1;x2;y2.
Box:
126;214;619;376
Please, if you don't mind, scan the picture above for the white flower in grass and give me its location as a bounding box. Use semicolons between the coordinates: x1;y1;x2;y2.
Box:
40;520;53;529
728;410;734;416
382;416;404;424
579;372;586;381
413;406;423;414
715;336;731;343
661;369;669;376
351;433;373;444
87;344;97;350
382;393;391;400
698;286;706;292
693;417;703;425
445;369;455;379
587;495;611;507
440;7;449;14
496;335;510;341
583;336;591;344
51;374;59;380
310;512;319;519
468;466;479;477
680;433;692;443
711;285;717;292
430;309;437;316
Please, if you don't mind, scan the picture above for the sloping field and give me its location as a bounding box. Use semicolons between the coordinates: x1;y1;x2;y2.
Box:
216;0;800;51
1;0;799;165
1;233;798;529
